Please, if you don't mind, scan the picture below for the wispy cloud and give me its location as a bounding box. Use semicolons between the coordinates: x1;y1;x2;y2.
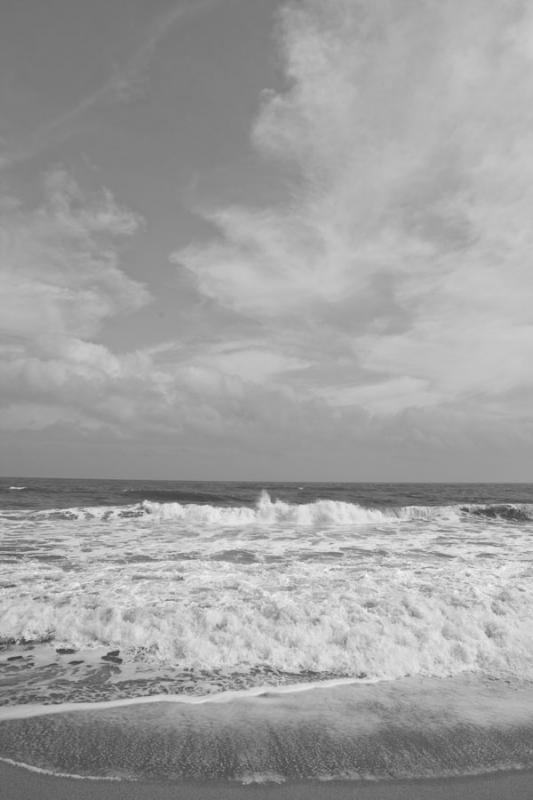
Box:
1;0;222;170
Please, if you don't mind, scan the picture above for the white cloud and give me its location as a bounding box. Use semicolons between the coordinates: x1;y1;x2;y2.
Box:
0;171;318;442
0;169;148;342
173;0;533;434
0;170;155;431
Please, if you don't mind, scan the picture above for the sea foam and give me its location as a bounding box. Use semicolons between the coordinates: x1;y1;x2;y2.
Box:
2;557;532;690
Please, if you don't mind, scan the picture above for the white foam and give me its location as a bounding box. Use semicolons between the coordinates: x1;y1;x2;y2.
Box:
0;756;121;781
2;559;533;683
239;772;286;784
0;676;369;721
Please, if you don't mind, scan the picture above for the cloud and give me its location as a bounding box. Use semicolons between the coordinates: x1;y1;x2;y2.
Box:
173;0;533;431
0;169;147;343
3;1;533;476
0;169;324;443
0;169;155;431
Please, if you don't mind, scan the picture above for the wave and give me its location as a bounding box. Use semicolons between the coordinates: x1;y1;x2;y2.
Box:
2;492;532;525
120;487;245;506
7;486;26;491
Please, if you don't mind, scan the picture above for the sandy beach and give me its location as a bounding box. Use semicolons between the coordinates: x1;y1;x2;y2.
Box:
2;760;533;800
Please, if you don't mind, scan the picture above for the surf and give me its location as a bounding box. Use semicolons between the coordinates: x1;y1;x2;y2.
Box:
2;491;532;526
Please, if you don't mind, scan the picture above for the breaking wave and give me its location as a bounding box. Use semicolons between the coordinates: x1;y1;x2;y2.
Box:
2;492;531;526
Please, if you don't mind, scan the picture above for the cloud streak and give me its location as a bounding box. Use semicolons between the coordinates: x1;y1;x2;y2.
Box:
0;0;223;170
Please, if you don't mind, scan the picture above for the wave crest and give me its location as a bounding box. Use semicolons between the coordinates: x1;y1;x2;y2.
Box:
3;492;531;526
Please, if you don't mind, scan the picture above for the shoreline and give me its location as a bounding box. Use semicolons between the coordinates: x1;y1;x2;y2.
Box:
0;674;376;722
1;676;533;785
2;761;533;800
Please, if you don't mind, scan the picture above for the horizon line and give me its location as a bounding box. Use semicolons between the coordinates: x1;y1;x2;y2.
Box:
1;475;531;485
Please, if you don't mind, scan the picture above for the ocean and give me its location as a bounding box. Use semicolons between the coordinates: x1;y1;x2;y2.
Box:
1;478;533;784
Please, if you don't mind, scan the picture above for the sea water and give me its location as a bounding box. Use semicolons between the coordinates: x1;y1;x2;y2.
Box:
1;478;533;782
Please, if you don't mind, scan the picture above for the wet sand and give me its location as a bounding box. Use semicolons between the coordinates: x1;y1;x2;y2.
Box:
2;761;533;800
1;676;533;797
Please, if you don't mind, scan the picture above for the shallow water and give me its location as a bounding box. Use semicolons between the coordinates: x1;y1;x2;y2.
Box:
1;676;532;782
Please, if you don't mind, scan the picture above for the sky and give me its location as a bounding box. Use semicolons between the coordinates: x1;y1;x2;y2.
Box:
1;0;532;481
